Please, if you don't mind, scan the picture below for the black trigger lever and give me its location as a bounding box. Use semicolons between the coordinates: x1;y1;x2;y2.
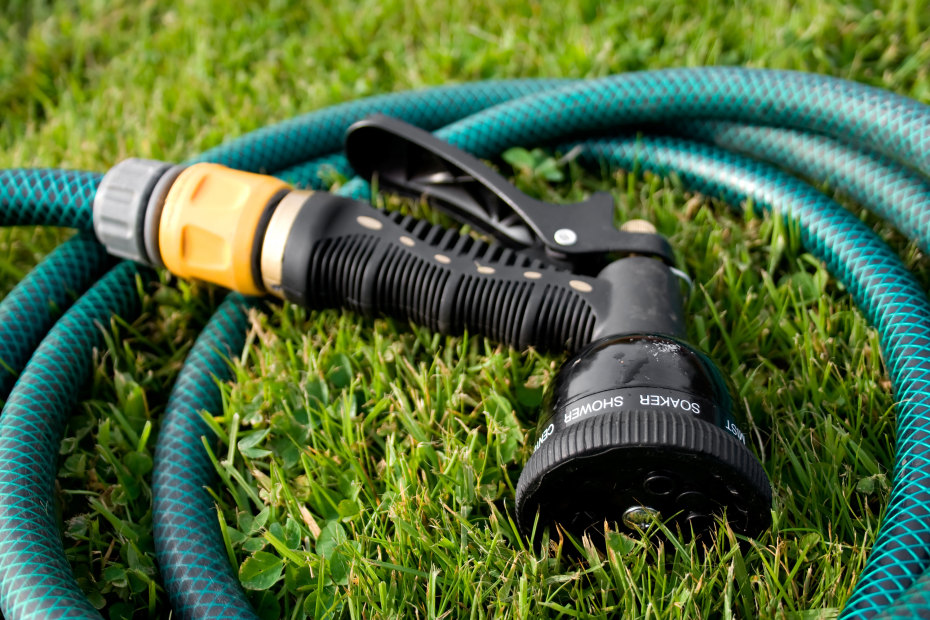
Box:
344;114;673;274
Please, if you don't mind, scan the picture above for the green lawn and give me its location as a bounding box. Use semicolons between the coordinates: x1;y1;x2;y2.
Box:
2;1;930;618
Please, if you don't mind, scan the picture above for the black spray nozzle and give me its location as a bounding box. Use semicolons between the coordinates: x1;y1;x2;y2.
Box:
516;255;772;544
341;115;771;545
515;333;772;544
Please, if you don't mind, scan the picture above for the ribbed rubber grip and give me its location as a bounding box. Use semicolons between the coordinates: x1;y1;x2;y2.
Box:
279;193;609;352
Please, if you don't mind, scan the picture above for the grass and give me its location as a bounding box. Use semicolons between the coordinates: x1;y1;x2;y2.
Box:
2;0;930;617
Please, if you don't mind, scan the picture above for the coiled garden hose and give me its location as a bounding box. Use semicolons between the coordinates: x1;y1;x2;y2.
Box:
0;67;927;618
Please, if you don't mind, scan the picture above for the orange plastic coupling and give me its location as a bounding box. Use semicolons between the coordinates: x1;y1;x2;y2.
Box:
158;163;290;295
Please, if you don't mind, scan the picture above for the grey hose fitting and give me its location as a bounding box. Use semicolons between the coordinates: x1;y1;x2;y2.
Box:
92;158;184;266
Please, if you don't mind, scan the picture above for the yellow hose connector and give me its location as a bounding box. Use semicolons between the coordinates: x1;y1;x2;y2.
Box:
159;163;290;296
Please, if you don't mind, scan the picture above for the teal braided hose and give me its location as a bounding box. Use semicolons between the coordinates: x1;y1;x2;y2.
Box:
0;69;929;618
0;170;109;397
0;262;146;619
0;233;113;400
276;152;353;189
665;120;930;255
152;294;259;620
430;69;930;169
0;170;99;230
880;568;930;618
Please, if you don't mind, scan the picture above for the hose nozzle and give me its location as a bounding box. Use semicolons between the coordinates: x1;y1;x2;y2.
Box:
516;254;772;543
515;333;772;543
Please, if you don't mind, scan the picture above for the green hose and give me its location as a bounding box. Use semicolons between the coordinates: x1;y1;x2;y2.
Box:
0;233;113;399
0;262;147;619
152;294;260;620
667;120;930;256
0;169;99;230
0;68;929;618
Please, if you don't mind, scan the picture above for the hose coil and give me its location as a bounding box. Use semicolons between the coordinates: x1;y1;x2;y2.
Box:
0;68;928;618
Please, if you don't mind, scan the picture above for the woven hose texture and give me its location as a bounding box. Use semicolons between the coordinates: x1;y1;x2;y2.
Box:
0;233;113;400
0;262;145;620
152;294;259;620
665;120;930;256
0;170;99;231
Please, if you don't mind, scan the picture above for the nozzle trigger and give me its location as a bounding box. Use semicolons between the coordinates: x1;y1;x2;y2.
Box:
344;115;673;274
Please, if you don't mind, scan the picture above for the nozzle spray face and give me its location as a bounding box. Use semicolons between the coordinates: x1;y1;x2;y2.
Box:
515;333;772;543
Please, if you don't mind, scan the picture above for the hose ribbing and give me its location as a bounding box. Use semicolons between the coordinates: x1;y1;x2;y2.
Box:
666;120;930;255
0;170;99;231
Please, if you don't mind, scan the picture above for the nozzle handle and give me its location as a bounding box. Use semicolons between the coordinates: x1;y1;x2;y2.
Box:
271;192;614;352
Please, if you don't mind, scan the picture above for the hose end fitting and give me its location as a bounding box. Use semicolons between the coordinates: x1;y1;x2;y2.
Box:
258;189;314;299
93;158;174;264
158;163;291;296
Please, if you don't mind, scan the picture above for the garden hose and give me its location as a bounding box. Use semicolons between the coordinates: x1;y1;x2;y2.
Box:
0;233;113;399
0;68;927;618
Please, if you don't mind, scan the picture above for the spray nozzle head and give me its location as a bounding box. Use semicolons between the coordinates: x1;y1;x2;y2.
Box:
515;333;772;544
